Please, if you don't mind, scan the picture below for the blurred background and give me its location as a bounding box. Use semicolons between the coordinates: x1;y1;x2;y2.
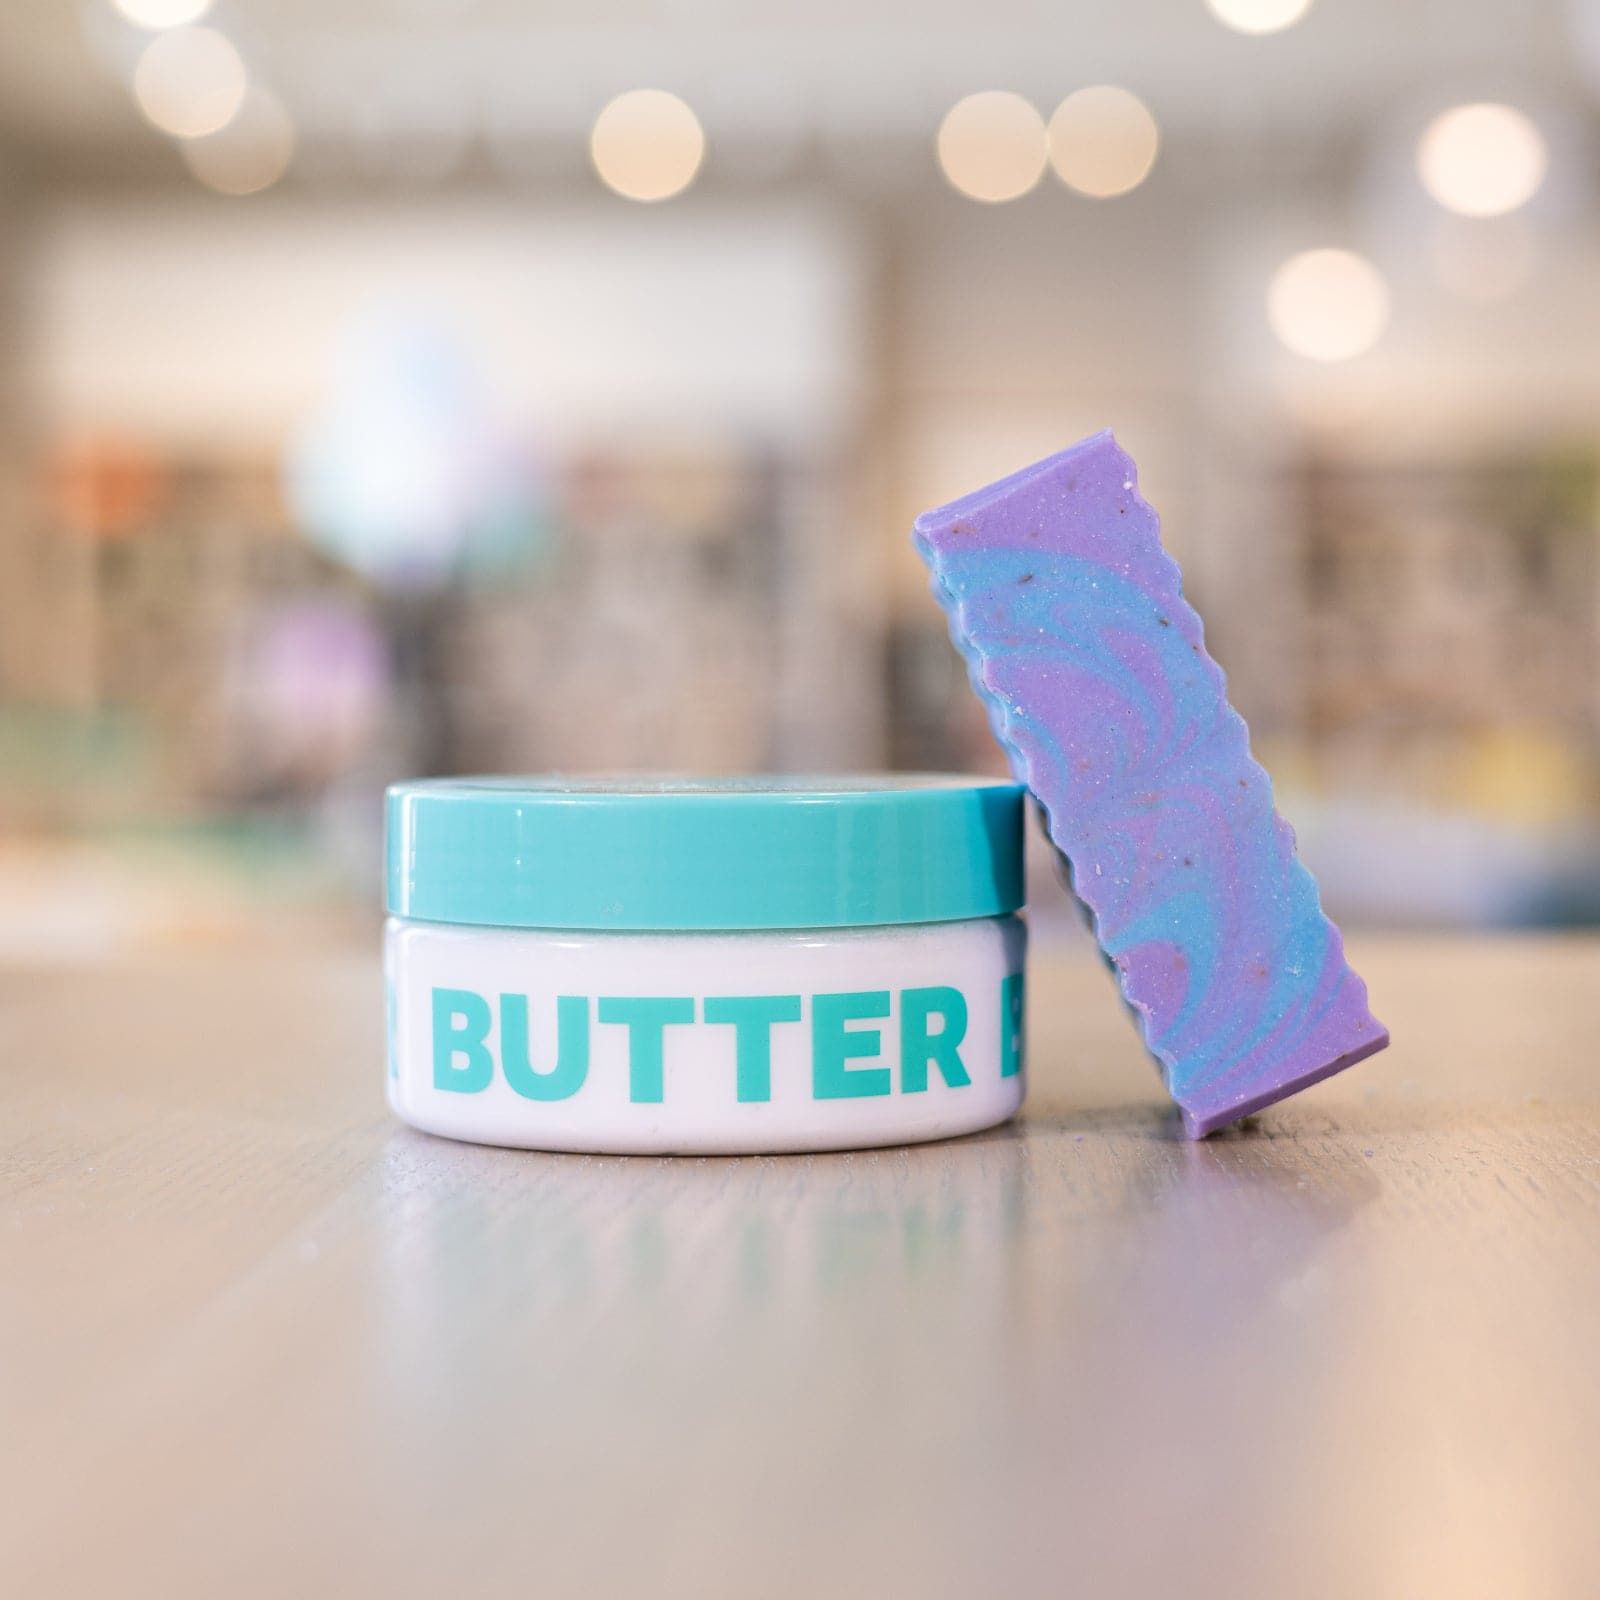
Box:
3;0;1600;960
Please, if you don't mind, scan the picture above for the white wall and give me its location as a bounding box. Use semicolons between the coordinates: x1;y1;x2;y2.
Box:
22;194;865;452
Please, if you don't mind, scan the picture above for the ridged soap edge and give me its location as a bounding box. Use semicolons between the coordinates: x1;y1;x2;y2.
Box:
913;434;1389;1137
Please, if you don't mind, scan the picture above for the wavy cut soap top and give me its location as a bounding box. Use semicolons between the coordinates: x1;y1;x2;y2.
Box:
913;431;1388;1136
386;774;1025;932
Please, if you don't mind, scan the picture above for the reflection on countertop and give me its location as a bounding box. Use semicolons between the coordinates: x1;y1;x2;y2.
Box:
2;938;1596;1596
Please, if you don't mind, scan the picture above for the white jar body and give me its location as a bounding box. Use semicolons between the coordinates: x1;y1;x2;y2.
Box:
385;914;1026;1154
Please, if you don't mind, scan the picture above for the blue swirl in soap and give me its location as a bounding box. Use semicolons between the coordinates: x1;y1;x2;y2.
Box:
915;431;1388;1135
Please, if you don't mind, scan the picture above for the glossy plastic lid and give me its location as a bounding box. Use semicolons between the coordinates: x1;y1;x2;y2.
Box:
386;774;1025;931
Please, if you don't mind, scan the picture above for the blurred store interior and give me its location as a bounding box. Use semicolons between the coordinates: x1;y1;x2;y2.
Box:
2;0;1599;959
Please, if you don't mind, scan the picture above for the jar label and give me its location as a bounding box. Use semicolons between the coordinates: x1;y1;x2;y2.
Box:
424;975;1024;1104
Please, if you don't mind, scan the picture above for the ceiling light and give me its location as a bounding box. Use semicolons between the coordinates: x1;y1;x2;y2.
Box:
936;91;1047;203
1267;248;1390;362
1417;103;1547;218
590;90;705;202
1048;86;1159;198
182;87;295;195
113;0;213;28
1205;0;1314;35
132;26;247;140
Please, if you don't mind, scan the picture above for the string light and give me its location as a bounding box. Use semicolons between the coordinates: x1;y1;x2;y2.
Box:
112;0;212;27
936;92;1047;203
132;26;247;139
1205;0;1314;35
182;87;295;195
1267;248;1390;362
1417;103;1547;218
1048;86;1159;198
590;90;705;201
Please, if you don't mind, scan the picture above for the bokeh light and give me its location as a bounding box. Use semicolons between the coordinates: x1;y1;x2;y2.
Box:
1205;0;1314;34
132;26;247;139
1417;103;1547;218
1047;86;1160;198
112;0;212;28
936;92;1047;203
589;90;705;202
1267;248;1390;362
180;87;295;195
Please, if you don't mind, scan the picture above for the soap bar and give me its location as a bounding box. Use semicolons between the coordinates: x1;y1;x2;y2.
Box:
914;431;1388;1136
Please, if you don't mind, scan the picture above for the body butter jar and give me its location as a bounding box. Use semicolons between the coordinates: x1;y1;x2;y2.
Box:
385;775;1027;1154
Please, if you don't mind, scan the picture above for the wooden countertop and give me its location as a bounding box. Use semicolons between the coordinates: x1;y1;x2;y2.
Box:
3;935;1597;1598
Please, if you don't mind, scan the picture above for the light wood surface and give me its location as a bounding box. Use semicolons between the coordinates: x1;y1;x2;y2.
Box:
3;935;1598;1598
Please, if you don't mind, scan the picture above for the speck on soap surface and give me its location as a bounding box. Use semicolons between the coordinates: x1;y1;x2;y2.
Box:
914;431;1389;1136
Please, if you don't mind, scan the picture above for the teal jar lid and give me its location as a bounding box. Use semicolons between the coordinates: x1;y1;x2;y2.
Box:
386;774;1025;932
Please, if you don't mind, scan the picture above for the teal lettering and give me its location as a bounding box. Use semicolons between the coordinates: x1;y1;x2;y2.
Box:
500;994;589;1101
703;995;802;1102
1000;970;1025;1079
597;996;696;1103
900;985;970;1092
812;991;891;1099
432;987;493;1093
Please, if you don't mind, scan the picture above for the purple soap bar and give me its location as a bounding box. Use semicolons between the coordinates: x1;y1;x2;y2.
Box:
914;431;1388;1136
